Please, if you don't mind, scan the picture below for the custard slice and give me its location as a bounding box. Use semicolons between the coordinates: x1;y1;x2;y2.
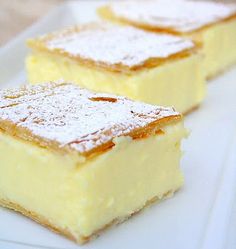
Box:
98;0;236;79
26;23;205;114
0;82;187;244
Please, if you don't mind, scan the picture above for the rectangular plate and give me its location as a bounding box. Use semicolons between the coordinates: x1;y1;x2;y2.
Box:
0;1;236;249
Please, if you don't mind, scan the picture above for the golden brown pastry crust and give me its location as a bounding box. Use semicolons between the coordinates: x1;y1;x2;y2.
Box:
0;189;178;244
27;23;198;74
0;82;182;158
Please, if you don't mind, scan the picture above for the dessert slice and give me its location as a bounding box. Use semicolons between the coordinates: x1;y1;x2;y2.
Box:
0;82;186;244
98;0;236;79
26;23;205;114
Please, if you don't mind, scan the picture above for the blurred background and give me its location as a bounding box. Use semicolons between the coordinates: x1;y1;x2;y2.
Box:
0;0;236;46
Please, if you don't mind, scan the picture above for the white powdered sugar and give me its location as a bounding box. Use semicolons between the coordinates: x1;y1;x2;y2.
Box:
44;24;194;67
110;0;236;33
0;83;179;155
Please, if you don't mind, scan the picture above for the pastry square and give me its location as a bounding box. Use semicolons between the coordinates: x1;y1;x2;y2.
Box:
98;0;236;79
26;23;205;114
0;82;186;244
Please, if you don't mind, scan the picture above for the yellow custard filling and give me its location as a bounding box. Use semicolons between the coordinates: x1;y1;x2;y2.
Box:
196;18;236;78
0;122;185;242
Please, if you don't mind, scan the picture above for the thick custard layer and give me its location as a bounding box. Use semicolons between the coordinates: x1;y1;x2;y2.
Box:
26;52;205;113
0;122;185;242
198;18;236;78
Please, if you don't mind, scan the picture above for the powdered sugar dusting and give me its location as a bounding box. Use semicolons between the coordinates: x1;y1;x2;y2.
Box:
110;0;236;33
44;24;194;67
0;83;179;155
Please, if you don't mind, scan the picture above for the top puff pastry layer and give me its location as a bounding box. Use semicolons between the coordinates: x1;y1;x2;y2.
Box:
27;23;196;73
0;82;181;157
99;0;236;34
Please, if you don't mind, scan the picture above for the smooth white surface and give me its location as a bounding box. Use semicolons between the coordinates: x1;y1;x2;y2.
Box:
0;1;236;249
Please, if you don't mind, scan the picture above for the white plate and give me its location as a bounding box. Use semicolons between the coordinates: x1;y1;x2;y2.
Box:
0;1;236;249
